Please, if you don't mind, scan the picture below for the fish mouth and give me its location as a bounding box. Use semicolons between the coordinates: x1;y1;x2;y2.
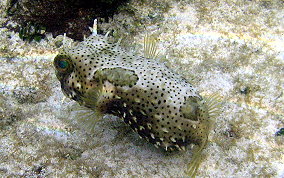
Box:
60;80;84;103
54;70;84;103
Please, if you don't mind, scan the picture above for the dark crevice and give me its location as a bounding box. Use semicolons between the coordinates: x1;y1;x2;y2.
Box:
6;0;130;40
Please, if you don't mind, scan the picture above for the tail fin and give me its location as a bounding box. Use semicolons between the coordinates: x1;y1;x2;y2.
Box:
186;94;222;177
203;93;222;120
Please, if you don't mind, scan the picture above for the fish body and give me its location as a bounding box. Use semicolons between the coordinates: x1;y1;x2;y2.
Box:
54;33;214;152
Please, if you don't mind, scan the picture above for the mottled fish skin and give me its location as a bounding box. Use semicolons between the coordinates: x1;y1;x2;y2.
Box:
54;34;212;151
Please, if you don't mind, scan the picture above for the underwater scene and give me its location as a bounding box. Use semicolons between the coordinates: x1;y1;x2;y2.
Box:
0;0;283;177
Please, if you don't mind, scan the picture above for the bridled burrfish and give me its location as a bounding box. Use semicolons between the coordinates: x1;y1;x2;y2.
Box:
53;21;221;176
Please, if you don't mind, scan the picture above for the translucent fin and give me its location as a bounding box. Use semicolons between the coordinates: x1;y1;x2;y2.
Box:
186;138;208;178
73;105;102;133
185;94;221;177
81;85;103;112
73;85;104;133
143;34;159;59
203;93;222;120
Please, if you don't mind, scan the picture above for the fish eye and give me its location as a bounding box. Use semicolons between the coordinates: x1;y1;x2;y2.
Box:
54;55;73;73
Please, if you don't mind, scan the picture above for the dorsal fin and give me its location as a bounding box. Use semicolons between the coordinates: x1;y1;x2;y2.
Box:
143;34;159;59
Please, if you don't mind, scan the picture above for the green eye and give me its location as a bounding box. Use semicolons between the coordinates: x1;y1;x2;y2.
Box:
54;54;73;73
58;60;69;69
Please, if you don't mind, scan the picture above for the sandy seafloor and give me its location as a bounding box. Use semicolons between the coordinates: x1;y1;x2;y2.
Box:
0;0;284;177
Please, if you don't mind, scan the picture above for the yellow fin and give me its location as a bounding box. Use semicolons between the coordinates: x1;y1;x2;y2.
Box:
143;34;159;59
203;93;223;120
73;105;102;133
70;84;105;133
186;93;222;177
186;138;208;178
